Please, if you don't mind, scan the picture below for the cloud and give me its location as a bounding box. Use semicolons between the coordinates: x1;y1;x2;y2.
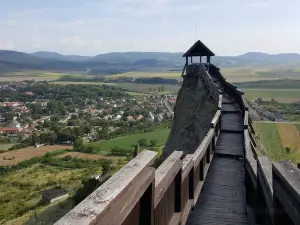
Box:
246;0;272;7
0;40;15;50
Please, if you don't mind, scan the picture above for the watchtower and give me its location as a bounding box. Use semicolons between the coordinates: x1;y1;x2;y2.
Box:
182;40;215;76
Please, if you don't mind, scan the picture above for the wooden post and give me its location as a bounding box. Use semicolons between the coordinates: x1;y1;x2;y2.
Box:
191;56;193;63
186;56;188;68
200;159;204;181
175;169;182;213
297;163;300;169
272;161;300;225
134;144;140;157
140;183;155;225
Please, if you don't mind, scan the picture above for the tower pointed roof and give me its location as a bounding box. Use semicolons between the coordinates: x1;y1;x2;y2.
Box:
183;40;215;57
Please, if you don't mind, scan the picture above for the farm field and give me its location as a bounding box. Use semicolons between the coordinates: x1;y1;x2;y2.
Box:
0;71;84;82
57;152;125;161
87;129;170;154
221;67;300;83
109;71;180;79
254;122;300;163
243;89;300;102
0;145;72;166
295;124;300;132
52;81;180;94
0;143;14;151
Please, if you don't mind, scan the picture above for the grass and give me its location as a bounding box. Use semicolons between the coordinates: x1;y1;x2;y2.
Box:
0;71;85;82
255;123;284;161
0;145;72;166
0;143;14;151
57;152;125;161
255;123;300;163
52;81;180;94
0;163;102;224
109;71;180;79
243;89;300;102
87;129;170;154
276;124;300;161
295;124;300;132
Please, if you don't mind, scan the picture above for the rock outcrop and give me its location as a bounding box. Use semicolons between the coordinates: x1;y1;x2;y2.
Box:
163;64;219;159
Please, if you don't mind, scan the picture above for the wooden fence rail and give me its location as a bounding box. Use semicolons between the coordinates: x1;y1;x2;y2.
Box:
55;79;300;225
231;81;300;225
55;103;222;225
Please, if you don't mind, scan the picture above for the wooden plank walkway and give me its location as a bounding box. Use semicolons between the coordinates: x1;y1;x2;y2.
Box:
187;95;251;225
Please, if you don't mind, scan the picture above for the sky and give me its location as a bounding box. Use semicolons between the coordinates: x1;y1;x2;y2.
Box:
0;0;300;56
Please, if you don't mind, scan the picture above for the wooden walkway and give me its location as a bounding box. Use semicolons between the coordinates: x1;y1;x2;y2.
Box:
187;96;251;225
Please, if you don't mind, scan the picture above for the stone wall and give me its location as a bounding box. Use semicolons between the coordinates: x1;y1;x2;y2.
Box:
162;64;218;159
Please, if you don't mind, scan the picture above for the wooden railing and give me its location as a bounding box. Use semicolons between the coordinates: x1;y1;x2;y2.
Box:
227;82;300;225
55;95;222;225
55;65;300;225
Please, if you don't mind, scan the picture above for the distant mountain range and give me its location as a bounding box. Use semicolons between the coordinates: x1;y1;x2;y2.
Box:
1;50;300;74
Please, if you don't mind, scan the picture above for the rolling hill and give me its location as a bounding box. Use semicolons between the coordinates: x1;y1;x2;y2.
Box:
1;50;300;74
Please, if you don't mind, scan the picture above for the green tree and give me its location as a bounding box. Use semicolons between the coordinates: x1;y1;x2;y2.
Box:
138;138;148;146
73;138;85;152
150;139;158;147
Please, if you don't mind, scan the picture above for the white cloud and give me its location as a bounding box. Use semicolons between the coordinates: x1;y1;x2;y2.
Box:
0;40;15;50
246;0;272;7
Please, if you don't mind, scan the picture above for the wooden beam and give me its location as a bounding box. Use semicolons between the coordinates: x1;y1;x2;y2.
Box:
211;110;221;128
244;111;249;129
242;95;249;110
182;154;194;180
55;150;157;225
256;156;273;223
218;95;222;109
193;128;215;167
154;151;183;207
273;161;300;225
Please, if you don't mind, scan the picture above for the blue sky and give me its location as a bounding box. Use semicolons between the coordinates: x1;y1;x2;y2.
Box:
0;0;299;55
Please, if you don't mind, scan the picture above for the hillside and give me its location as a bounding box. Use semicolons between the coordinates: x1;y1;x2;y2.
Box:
1;50;300;73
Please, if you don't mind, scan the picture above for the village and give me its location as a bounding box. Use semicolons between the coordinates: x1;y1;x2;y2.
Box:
0;80;176;150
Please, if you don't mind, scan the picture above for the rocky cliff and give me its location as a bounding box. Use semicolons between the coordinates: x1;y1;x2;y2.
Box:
163;65;219;159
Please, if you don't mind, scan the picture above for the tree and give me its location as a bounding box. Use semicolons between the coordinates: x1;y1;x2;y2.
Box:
73;138;85;152
138;138;148;146
150;139;158;147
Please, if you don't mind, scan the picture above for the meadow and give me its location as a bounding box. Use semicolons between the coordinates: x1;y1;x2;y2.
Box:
243;89;300;102
52;81;180;94
0;143;14;151
109;71;180;79
57;152;125;161
254;122;300;163
0;71;84;82
0;145;72;166
86;129;170;154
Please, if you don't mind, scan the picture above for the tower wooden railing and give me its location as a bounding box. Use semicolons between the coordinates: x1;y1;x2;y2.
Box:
223;80;300;225
55;95;222;225
55;65;300;225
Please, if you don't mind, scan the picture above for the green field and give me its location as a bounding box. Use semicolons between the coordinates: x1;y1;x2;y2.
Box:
221;67;300;83
0;71;85;82
109;71;180;79
254;123;300;163
52;81;180;94
244;89;300;102
255;123;284;161
87;129;170;154
295;124;300;132
0;143;14;151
